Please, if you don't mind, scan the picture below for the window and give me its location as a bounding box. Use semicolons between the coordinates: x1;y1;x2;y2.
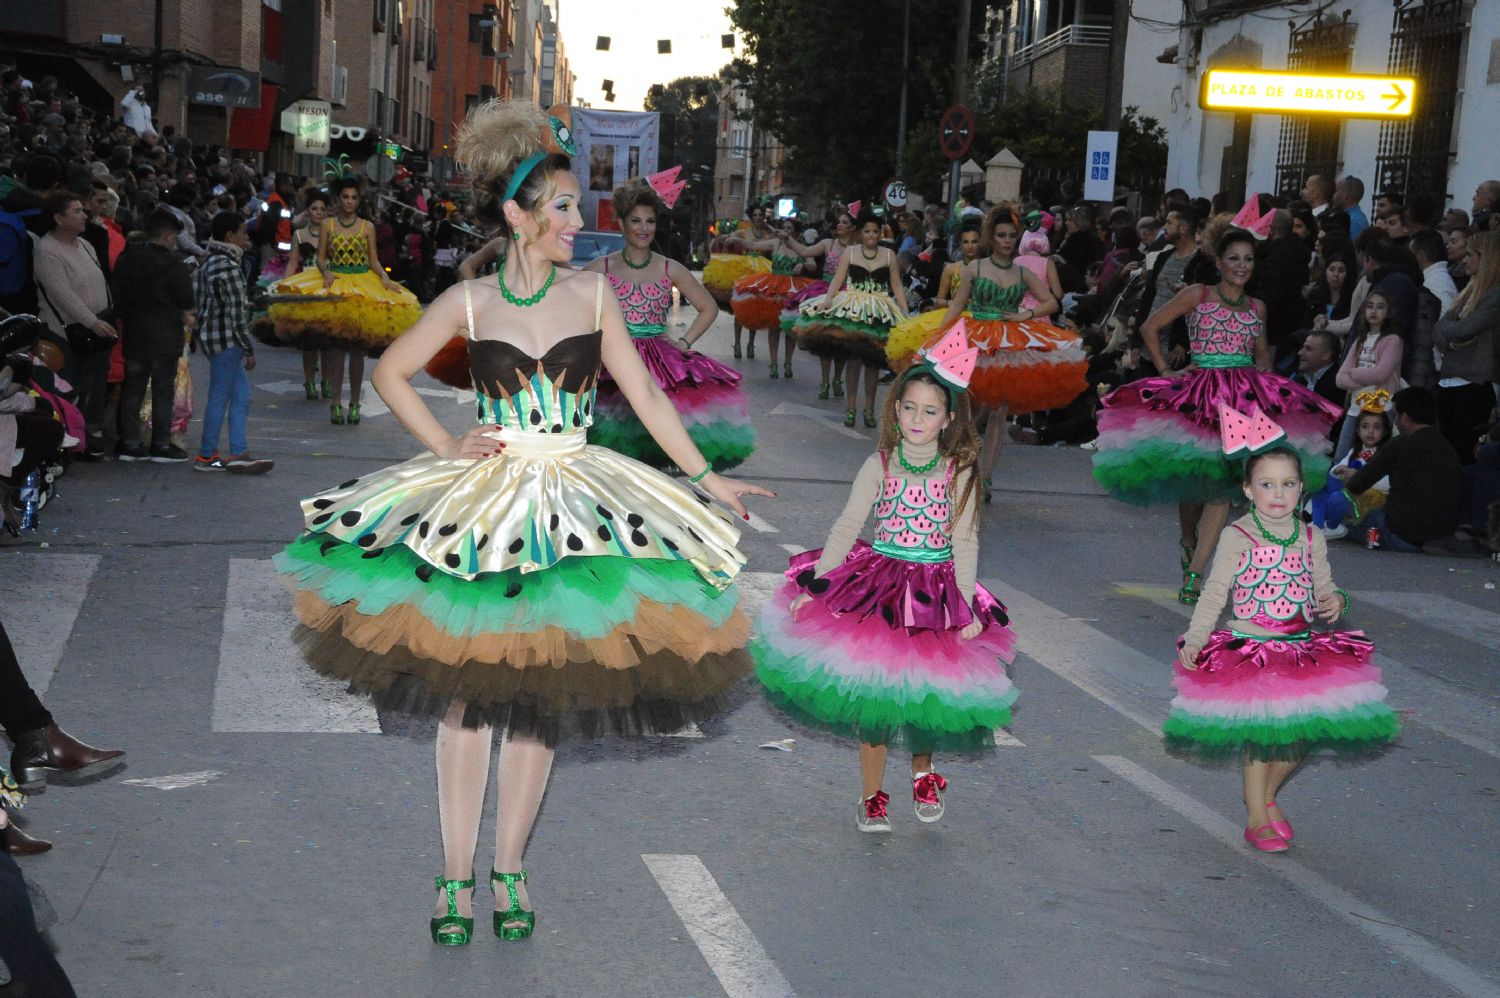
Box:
1376;0;1464;200
729;176;745;199
1273;15;1355;200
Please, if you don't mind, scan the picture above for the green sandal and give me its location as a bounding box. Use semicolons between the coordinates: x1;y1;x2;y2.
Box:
491;870;536;940
347;402;361;425
303;380;319;401
783;361;793;379
843;408;857;428
330;403;345;426
769;363;779;380
831;379;845;398
817;382;830;400
430;874;476;946
1178;570;1203;605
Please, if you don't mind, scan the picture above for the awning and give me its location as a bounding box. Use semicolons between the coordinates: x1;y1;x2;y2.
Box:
228;82;280;151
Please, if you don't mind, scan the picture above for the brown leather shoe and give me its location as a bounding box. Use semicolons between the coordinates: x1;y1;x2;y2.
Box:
1;823;54;856
10;724;125;791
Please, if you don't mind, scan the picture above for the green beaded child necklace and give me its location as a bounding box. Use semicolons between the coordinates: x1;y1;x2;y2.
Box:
896;440;940;475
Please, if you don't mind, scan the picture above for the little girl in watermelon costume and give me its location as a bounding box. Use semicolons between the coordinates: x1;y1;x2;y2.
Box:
752;322;1018;833
1168;404;1400;853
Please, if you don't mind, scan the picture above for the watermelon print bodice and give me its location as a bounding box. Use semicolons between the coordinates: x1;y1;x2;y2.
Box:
872;462;953;562
969;276;1024;319
1230;529;1315;632
822;242;846;280
605;270;672;338
770;253;801;276
1189;300;1258;366
470;331;600;433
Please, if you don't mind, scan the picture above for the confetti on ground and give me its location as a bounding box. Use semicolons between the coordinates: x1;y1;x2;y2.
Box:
758;739;795;752
123;770;224;790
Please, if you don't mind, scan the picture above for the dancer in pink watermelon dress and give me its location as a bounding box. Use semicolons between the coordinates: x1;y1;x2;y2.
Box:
583;175;755;471
1167;406;1399;853
752;323;1017;833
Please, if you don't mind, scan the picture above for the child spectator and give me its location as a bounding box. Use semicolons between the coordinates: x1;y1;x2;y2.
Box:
1333;289;1405;461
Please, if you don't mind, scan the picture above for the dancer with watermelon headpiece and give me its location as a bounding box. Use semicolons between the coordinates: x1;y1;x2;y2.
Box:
583;171;756;471
1167;406;1399;853
752;322;1017;834
724;216;815;380
1091;221;1343;603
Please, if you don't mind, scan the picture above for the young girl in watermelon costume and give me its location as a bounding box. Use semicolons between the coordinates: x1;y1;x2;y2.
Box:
752;322;1017;833
1168;404;1400;853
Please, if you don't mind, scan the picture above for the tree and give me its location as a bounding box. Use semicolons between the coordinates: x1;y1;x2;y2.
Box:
643;75;721;179
729;0;988;201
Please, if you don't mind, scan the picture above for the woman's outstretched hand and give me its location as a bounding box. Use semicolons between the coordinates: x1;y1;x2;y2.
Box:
438;426;506;461
701;473;776;520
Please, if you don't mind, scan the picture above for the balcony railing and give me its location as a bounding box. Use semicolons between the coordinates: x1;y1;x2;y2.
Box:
1010;23;1110;68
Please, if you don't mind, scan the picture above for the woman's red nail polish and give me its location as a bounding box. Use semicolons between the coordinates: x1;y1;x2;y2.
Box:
742;513;750;520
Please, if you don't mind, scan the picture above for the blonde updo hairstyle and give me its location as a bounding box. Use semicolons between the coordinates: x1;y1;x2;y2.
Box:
457;99;572;241
612;178;663;225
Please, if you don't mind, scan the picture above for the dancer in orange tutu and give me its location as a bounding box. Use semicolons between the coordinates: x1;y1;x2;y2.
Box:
925;207;1086;494
725;218;815;379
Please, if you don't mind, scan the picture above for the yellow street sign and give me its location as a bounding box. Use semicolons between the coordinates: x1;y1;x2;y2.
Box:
1199;69;1417;119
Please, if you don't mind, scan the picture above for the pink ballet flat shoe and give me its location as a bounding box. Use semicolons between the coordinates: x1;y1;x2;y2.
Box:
1244;823;1289;853
1266;801;1293;842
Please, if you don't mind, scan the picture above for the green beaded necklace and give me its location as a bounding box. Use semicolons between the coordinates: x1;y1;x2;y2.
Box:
1217;284;1248;308
622;249;653;271
988;254;1014;270
896;441;940;475
499;265;556;307
1250;507;1300;546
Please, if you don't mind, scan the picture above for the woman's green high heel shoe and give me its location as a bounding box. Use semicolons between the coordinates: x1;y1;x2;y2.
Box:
303;380;318;400
430;874;476;946
1178;570;1203;605
817;382;830;400
491;869;536;940
831;379;845;398
347;402;361;425
330;403;345;425
843;408;857;428
320;378;332;400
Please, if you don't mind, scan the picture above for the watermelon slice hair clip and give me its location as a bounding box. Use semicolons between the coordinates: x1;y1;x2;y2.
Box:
902;320;979;398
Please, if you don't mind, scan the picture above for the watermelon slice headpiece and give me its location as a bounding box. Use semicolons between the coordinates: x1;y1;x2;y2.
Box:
646;165;686;209
901;320;978;400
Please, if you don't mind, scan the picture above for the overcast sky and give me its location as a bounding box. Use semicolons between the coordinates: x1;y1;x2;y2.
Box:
558;1;737;111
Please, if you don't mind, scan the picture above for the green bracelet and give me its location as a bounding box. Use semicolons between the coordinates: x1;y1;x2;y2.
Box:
1334;587;1352;615
688;466;712;484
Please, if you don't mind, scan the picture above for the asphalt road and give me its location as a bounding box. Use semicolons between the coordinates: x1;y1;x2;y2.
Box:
3;303;1498;998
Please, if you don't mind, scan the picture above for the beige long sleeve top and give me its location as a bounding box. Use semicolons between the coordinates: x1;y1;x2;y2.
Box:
812;439;982;600
33;233;110;337
1182;512;1337;648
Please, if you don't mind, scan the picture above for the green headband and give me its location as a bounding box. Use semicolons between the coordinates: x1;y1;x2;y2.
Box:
502;152;548;204
898;361;964;403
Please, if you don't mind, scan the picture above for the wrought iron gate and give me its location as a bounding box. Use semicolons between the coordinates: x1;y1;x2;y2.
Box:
1374;0;1467;201
1273;15;1356;201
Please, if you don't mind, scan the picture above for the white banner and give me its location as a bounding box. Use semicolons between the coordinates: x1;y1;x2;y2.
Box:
1084;130;1119;203
569;108;660;231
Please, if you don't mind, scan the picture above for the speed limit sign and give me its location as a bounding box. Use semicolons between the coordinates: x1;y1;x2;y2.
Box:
883;178;908;209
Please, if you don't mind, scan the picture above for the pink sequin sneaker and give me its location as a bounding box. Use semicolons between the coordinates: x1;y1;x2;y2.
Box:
856;790;891;834
913;771;947;823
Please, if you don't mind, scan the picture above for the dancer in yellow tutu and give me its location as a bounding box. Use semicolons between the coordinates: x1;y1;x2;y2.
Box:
269;176;423;424
703;204;774;358
725;218;816;379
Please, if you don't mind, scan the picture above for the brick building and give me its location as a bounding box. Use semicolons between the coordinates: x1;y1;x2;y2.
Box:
0;0;338;164
712;79;787;222
327;0;435;174
428;0;516;179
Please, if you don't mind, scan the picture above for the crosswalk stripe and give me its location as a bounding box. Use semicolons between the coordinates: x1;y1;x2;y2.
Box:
643;853;796;998
1361;590;1500;651
0;553;99;695
1112;581;1500;761
1095;754;1500;998
212;559;381;733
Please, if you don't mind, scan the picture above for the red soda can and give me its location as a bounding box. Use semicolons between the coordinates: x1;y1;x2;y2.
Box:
1365;526;1381;549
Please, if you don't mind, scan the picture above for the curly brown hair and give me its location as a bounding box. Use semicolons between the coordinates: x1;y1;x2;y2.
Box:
877;370;983;523
612;178;663;225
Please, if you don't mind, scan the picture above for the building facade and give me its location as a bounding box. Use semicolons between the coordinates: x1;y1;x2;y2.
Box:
1149;0;1492;208
539;3;573;108
329;0;435;172
429;0;517;178
0;0;338;162
712;80;787;221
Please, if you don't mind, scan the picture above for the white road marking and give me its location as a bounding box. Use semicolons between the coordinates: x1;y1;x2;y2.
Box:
642;854;796;998
212;559;380;733
994;729;1024;747
1361;590;1500;651
122;770;224;790
0;553;100;694
737;570;784;617
1094;754;1500;998
1113;581;1500;760
985;579;1166;734
745;511;779;534
768;401;868;441
778;543;802;557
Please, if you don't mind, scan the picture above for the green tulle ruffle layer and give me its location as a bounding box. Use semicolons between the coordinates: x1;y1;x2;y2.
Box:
276;532;739;638
1093;442;1331;506
587;418;753;473
1162;705;1400;762
752;640;1015;753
